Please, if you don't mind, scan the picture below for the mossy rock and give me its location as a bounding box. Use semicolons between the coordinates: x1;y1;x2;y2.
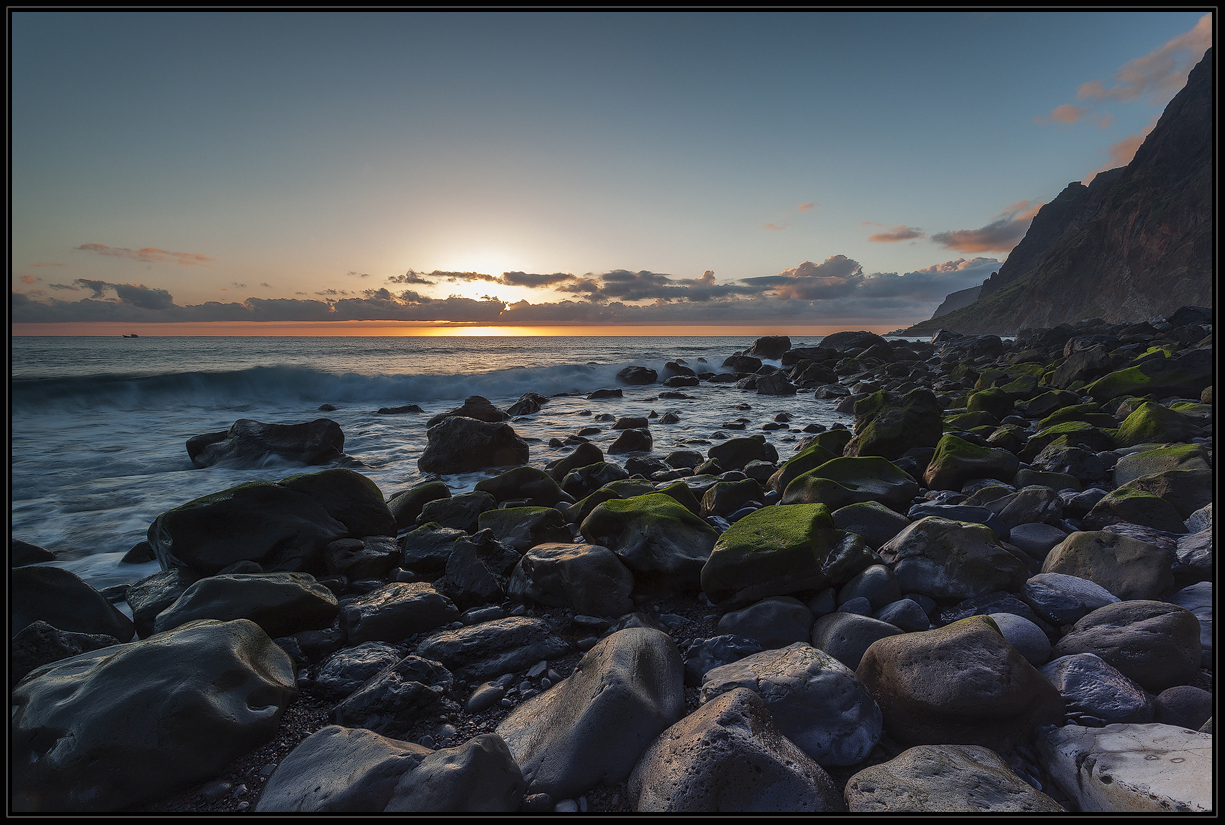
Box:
945;410;1000;431
601;478;660;499
388;481;452;530
1011;468;1082;493
782;456;919;510
1018;389;1082;419
475;466;571;507
1118;467;1213;520
845;388;944;460
1114;401;1204;448
476;506;572;552
546;441;605;482
766;442;838;494
1037;403;1116;430
973;369;1008;391
562;488;622;525
1019;421;1116;462
1081;488;1188;535
966;388;1014;420
923;434;1020;492
579;493;719;590
1113;443;1212;487
1084;348;1212;402
985;424;1027;455
700;503;876;609
653;480;702;515
807;428;853;456
700;478;765;518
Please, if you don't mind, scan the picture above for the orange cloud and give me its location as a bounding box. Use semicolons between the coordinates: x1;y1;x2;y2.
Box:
931;201;1043;254
1035;103;1087;125
29;262;69;267
75;244;214;266
762;223;788;231
868;225;925;243
20;274;38;285
1077;13;1212;105
797;202;817;212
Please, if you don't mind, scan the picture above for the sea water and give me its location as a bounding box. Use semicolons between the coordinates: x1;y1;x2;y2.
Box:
11;335;861;593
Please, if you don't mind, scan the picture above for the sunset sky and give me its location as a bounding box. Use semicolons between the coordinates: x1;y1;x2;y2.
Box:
10;11;1212;335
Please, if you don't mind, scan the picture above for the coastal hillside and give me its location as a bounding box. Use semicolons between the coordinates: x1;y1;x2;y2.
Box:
904;47;1212;336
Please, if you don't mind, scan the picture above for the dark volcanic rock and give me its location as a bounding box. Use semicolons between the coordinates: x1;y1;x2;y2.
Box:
425;396;509;428
12;565;135;642
188;418;346;468
418;417;529;475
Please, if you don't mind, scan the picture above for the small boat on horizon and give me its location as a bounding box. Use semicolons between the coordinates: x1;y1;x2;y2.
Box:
122;333;140;338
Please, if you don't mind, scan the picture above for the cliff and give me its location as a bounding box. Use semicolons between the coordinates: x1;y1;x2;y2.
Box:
904;47;1212;336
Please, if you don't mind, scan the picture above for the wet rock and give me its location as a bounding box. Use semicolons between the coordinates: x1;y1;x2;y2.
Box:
629;687;845;812
1041;652;1154;725
256;726;525;812
187;418;346;468
507;542;634;617
12;565;135;642
153;571;339;638
418;417;529;475
342;582;460;644
416;616;573;683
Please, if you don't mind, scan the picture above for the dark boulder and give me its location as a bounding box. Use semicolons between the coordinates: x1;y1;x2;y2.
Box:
188;418;346;468
418;417;529;475
425;396;509;428
12;565;135;642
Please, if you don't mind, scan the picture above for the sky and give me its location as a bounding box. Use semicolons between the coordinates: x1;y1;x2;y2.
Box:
10;10;1213;336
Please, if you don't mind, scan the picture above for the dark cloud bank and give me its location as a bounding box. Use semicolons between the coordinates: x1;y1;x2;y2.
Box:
14;258;1002;326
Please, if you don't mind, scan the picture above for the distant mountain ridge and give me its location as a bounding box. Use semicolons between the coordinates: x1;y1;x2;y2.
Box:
904;47;1212;336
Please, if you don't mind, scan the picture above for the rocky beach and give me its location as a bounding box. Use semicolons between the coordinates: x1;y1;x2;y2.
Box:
11;317;1214;814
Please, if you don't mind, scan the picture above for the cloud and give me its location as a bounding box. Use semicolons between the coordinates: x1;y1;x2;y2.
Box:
20;275;37;285
743;256;865;300
388;270;436;285
868;225;925;243
113;283;175;310
930;201;1043;253
499;271;576;288
438;271;500;283
797;202;817;212
762;223;788;231
30;262;69;267
1035;103;1088;125
555;269;759;304
1077;13;1212;105
74;243;214;266
347;271;371;278
260;282;272;288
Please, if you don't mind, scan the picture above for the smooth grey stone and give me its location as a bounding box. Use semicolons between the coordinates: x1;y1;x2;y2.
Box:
1042;652;1156;726
416;617;573;683
716;596;814;650
1007;522;1069;561
1154;686;1213;731
12;565;135;642
701;642;882;767
681;635;764;687
871;599;930;632
1020;573;1120;627
838;596;873;616
495;628;684;799
315;641;404;699
810;612;903;671
256;727;525;812
988;612;1051;666
629;687;846;812
837;563;901;610
1166;581;1212;668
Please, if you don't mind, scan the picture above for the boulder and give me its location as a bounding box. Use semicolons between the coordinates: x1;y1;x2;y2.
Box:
1112;443;1211;488
707;436;778;471
746;335;792;360
399;523;466;577
417;417;529;475
11;621;121;688
844;388;944;460
580;493;719;591
1114;401;1203;447
416;616;573;683
331;655;455;738
782;456;918;511
187;418;345;468
1041;531;1174;601
12;619;297;812
844;744;1065;812
476;507;571;553
766;442;839;494
616;366;658;385
877;517;1029;601
715;596;814;650
1040;653;1155;725
810;611;904;670
1083;347;1212;403
324;536;401;580
1051;600;1202;694
314;641;406;699
1118;468;1214;520
425;395;509;428
1019;572;1121;627
12;539;55;566
855;615;1065;752
149;481;349;576
923;433;1020;492
507;542;635;617
700;504;877;609
255;726;524;812
341;582;460;644
12;565;135;642
831;501;912;550
440;530;521;611
546;441;605;482
387;481;451;530
608;428;653;454
494;628;684;799
474;466;571;507
1037;723;1211;812
1167;581;1212;668
279;468;396;538
628;687;845;812
418;490;497;533
1082;488;1189;534
153;571;339;638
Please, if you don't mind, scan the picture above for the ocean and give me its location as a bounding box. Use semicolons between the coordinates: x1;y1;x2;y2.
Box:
11;334;863;599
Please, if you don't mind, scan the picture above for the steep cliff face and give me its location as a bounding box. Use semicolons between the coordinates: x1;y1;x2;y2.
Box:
906;48;1212;335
